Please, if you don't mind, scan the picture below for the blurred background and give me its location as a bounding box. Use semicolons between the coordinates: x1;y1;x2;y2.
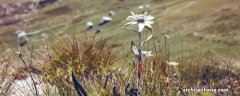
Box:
0;0;240;95
1;0;240;67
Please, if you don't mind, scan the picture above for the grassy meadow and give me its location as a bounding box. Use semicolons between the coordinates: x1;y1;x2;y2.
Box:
0;0;240;96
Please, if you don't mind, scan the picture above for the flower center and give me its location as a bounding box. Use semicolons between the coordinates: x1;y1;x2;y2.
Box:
137;19;145;23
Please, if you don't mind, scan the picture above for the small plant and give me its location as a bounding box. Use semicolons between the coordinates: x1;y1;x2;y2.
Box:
123;11;154;91
40;36;116;95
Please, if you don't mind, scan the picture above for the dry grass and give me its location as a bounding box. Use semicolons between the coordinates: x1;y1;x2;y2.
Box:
1;0;240;96
39;35;117;95
1;34;237;96
0;31;239;96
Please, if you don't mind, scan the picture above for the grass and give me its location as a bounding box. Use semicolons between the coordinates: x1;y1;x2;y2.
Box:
0;0;240;95
4;34;238;95
2;0;240;57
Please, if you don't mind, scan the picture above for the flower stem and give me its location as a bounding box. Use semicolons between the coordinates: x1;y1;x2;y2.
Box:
137;32;142;89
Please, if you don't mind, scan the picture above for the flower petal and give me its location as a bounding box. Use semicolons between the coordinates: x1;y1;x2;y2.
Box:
130;11;135;17
144;23;152;29
123;21;137;28
126;16;133;20
145;20;154;24
145;15;154;20
138;23;145;32
143;11;148;17
127;15;137;21
129;21;138;25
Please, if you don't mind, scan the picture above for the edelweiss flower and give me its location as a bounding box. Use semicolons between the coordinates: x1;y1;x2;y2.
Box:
167;61;179;66
164;34;170;39
86;22;93;27
138;5;144;9
124;11;154;32
142;51;153;57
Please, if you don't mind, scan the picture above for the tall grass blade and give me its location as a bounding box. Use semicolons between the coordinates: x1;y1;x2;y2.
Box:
72;72;87;96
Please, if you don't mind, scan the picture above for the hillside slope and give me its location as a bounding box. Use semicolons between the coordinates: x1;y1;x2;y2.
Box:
0;0;240;59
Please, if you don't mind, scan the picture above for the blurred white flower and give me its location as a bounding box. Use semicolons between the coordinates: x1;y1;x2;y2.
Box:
193;32;199;36
86;21;94;29
145;4;150;8
109;10;115;16
124;11;154;32
167;61;179;66
142;51;153;57
86;22;93;26
41;33;48;38
164;34;170;39
138;5;144;9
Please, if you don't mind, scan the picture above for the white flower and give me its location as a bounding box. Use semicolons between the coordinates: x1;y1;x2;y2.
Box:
124;11;154;32
164;34;170;39
86;22;93;27
167;61;179;66
142;51;153;57
193;32;199;36
138;5;144;9
102;16;112;21
145;4;150;8
109;10;115;16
